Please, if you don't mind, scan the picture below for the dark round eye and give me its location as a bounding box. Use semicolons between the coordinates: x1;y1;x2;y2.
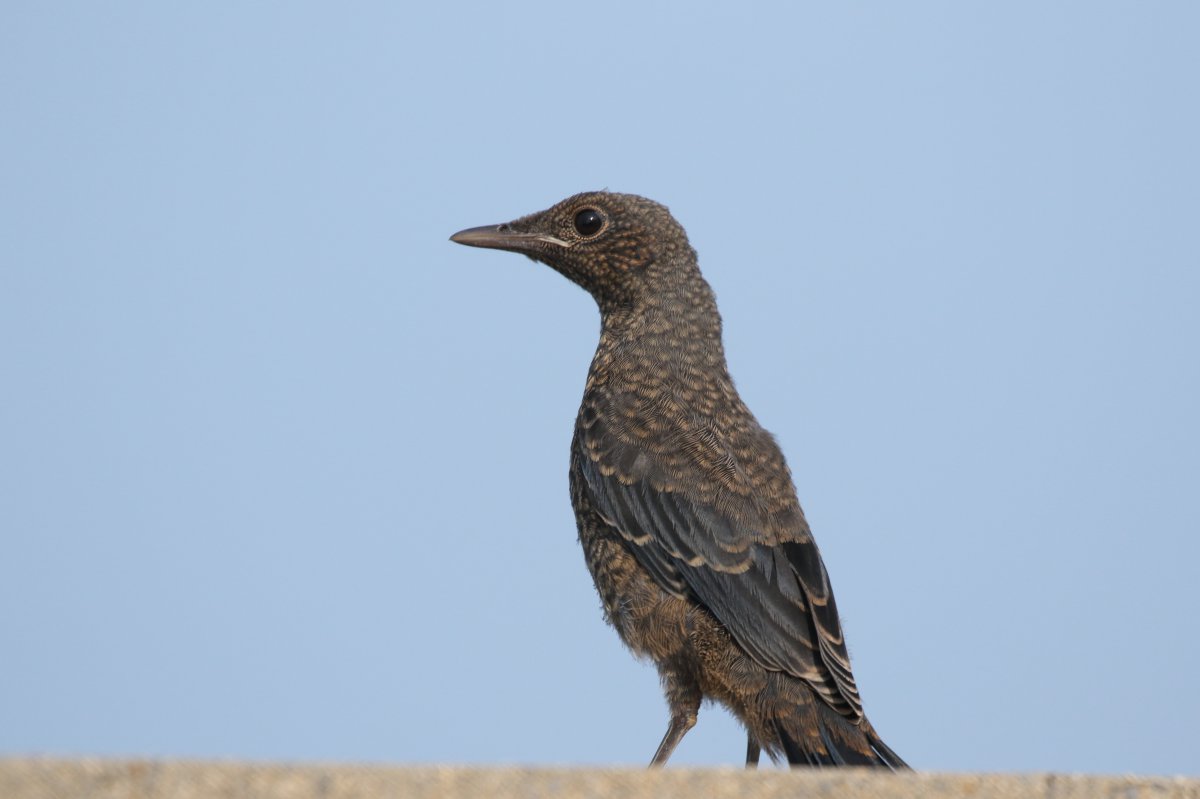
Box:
573;208;604;237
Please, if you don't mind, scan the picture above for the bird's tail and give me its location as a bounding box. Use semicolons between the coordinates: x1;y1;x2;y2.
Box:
776;703;909;770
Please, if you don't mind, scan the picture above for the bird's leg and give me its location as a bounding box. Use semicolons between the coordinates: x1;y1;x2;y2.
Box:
649;674;700;767
649;711;697;767
745;735;761;769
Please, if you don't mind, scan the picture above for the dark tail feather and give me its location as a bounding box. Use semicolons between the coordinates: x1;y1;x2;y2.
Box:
864;729;910;771
778;705;910;770
779;727;840;767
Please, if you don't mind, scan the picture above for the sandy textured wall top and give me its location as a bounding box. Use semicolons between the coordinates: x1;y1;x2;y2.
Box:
1;760;1197;799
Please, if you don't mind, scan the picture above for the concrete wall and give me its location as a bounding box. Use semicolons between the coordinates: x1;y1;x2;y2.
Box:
2;759;1197;799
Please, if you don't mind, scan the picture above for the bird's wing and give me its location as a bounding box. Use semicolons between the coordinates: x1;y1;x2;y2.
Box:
576;395;864;719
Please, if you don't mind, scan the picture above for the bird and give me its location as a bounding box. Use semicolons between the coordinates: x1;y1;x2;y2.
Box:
450;191;908;769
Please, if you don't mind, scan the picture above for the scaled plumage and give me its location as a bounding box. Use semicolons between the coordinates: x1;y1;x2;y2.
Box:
451;192;907;769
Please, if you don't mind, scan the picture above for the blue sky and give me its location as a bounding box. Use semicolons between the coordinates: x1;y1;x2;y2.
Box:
2;2;1197;775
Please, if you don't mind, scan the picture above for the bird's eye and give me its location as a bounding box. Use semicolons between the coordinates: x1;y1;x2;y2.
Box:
573;208;604;237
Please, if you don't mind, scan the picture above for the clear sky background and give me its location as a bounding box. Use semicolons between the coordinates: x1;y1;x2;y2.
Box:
2;2;1198;776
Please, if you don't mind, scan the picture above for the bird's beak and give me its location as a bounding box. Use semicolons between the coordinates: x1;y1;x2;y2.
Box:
450;225;572;252
450;225;533;252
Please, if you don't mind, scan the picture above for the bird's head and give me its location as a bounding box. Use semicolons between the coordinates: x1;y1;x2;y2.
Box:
450;191;696;308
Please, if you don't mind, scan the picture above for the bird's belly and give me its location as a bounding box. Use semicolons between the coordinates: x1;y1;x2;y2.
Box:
575;500;771;711
572;505;690;663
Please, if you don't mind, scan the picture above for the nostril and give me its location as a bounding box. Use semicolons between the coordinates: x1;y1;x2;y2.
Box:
497;223;511;232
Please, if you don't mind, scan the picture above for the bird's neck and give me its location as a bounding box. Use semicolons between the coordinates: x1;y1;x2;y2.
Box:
588;271;732;392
